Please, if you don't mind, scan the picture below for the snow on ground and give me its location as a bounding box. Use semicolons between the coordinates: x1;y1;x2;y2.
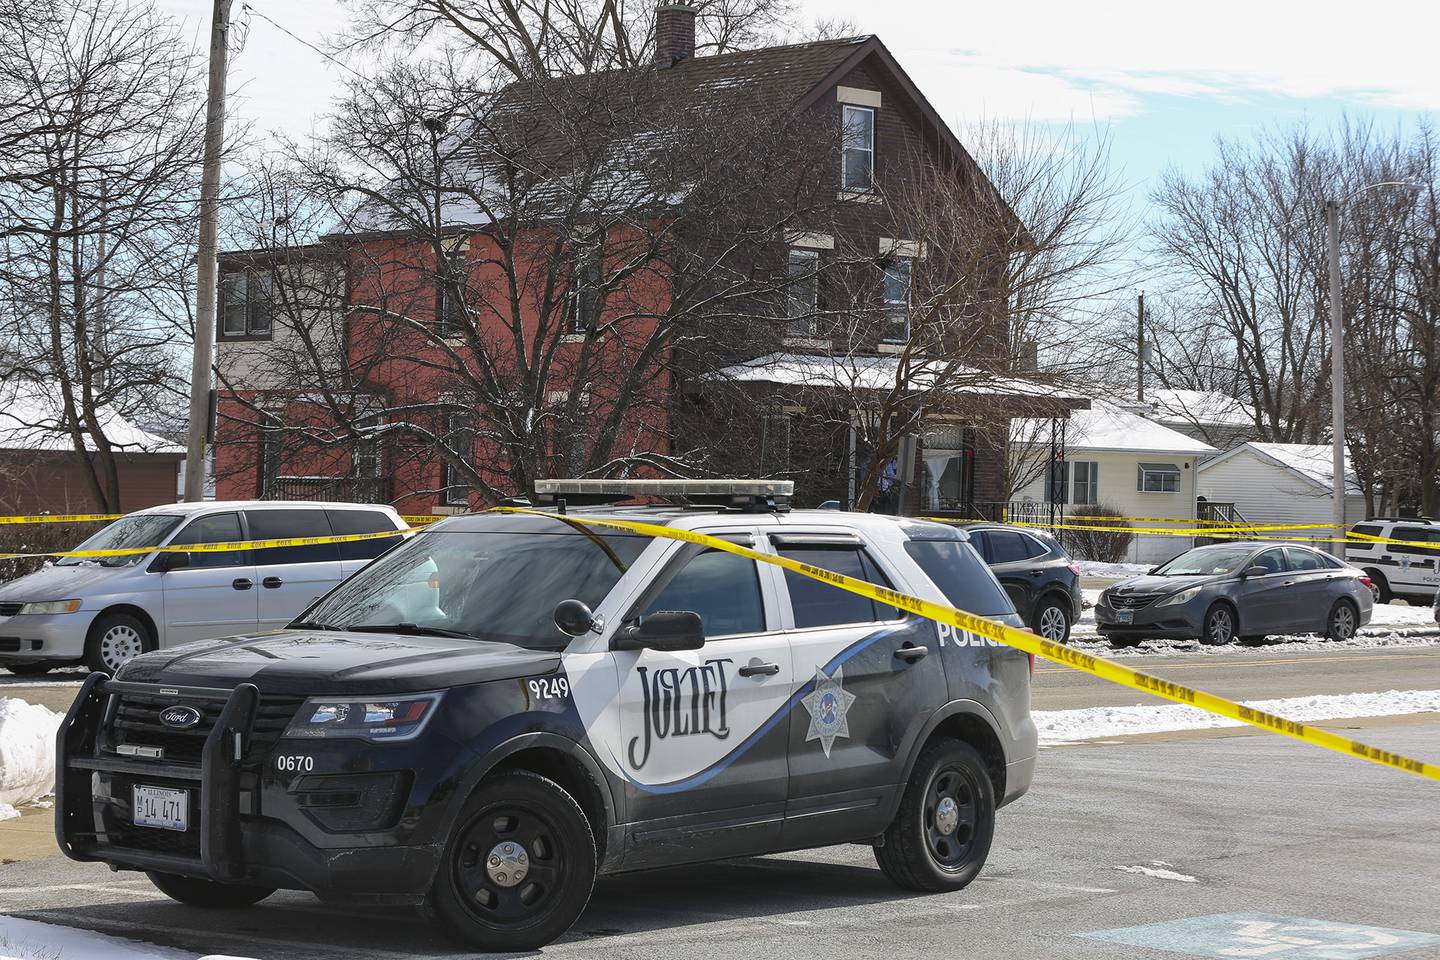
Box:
0;697;62;807
0;915;258;960
1076;560;1152;578
1116;861;1199;883
1034;688;1440;745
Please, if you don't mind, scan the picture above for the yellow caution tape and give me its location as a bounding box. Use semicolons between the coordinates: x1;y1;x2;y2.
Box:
497;507;1440;783
0;514;122;525
0;527;420;561
1056;513;1334;527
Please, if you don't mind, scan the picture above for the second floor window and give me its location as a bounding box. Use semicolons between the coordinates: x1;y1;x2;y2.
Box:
442;410;473;504
883;258;911;341
438;252;466;339
221;270;273;338
842;104;875;191
568;241;602;333
785;249;819;335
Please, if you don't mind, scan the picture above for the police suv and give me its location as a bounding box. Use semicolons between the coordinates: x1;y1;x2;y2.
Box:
56;480;1037;951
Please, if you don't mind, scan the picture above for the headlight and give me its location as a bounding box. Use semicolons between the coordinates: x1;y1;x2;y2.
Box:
17;599;82;615
283;692;444;742
1156;586;1202;607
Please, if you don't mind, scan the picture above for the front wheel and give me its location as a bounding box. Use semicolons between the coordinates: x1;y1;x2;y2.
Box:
84;612;153;674
1200;603;1236;646
146;872;274;908
1032;598;1071;644
428;770;597;951
1326;600;1358;642
875;738;995;892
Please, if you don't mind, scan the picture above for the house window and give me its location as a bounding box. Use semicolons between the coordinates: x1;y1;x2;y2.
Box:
220;270;273;338
785;249;819;335
883;258;911;341
1048;457;1068;505
1137;462;1181;493
841;104;875;191
1071;460;1099;505
761;413;792;473
921;425;972;512
441;410;473;505
257;420;282;498
438;251;467;338
568;240;602;333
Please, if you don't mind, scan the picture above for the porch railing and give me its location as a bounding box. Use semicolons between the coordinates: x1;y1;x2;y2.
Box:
264;475;393;504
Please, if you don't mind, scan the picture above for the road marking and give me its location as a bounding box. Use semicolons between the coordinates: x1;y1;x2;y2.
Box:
1036;652;1440;675
1085;913;1440;959
0;882;165;898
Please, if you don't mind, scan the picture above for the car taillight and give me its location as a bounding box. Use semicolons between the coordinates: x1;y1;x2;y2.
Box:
1360;576;1374;589
1067;563;1082;577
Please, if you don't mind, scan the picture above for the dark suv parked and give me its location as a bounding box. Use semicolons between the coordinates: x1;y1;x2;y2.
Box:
956;523;1083;643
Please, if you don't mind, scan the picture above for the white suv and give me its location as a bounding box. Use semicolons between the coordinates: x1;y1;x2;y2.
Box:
0;501;407;675
1344;517;1440;604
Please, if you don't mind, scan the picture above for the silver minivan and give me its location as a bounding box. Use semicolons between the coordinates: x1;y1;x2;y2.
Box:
0;501;407;675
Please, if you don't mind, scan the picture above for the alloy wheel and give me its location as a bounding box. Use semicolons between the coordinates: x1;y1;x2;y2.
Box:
1331;604;1356;640
1037;605;1068;642
923;765;979;871
1207;608;1234;644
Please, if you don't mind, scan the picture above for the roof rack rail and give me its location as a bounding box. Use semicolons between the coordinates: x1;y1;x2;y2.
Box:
532;479;793;513
1365;516;1439;524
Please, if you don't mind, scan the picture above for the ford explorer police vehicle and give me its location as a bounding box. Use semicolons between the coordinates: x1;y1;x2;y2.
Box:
56;480;1037;951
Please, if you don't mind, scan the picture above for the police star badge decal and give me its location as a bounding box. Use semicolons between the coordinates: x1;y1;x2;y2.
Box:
801;664;857;758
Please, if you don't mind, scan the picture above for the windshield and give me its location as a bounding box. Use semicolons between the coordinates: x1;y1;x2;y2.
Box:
56;514;184;568
1153;545;1255;577
300;528;651;649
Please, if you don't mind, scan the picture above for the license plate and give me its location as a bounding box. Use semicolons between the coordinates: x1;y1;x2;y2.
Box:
133;785;188;832
1116;609;1134;624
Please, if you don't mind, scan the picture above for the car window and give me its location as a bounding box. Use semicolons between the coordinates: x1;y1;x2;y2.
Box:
327;509;403;561
57;513;184;568
986;531;1030;564
168;512;246;569
1020;534;1052;560
1391;526;1437;556
1286;547;1325;572
246;509;340;565
778;545;898;628
644;549;765;637
1251;548;1288;574
904;540;1014;616
1349;524;1382;540
967;530;990;561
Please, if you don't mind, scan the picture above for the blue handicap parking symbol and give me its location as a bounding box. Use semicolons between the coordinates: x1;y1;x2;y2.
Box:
1085;912;1440;960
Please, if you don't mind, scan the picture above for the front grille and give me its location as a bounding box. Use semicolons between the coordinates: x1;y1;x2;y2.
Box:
0;602;23;617
108;690;305;767
1109;593;1160;610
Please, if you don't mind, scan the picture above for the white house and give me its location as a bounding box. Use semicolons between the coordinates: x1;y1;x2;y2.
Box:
1013;401;1216;564
1146;388;1258;455
1196;442;1367;549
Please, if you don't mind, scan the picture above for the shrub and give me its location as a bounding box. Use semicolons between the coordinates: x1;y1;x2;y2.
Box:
0;521;104;582
1061;503;1134;564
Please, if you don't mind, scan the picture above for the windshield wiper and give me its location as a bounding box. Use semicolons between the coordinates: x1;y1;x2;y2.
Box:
345;622;480;640
289;620;343;631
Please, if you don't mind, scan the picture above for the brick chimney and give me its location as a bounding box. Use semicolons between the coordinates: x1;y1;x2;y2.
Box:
654;2;696;67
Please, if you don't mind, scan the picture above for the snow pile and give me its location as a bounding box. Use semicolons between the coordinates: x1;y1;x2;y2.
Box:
0;696;64;807
1076;560;1152;578
1035;688;1440;744
1367;602;1436;629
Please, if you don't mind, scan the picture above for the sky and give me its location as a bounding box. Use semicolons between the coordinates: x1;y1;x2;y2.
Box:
153;0;1440;243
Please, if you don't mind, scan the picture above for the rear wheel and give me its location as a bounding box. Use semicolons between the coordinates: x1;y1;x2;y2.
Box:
428;770;596;951
83;612;153;674
5;663;53;676
1032;597;1072;644
1326;599;1358;642
1200;603;1236;645
1363;570;1392;604
146;872;274;908
875;739;995;892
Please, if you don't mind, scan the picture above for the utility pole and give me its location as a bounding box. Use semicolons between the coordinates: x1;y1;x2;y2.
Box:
1326;199;1345;542
1137;291;1146;403
184;0;233;502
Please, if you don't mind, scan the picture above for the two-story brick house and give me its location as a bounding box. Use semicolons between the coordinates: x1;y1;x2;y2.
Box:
213;3;1083;514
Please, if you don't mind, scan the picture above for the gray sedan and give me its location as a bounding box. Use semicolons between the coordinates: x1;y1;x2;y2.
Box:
1096;542;1373;647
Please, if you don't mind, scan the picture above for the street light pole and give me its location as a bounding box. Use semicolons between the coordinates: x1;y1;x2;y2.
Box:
1326;198;1344;542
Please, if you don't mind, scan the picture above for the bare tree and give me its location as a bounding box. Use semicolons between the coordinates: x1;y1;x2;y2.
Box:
0;0;208;511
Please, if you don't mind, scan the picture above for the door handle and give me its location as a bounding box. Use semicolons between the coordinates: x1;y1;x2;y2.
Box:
1029;570;1043;577
894;644;929;662
261;577;283;589
231;578;253;591
738;660;780;678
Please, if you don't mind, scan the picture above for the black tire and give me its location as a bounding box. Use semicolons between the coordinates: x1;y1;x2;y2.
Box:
5;662;53;676
1031;597;1071;644
84;611;153;674
428;769;596;952
874;738;995;892
1326;599;1359;642
1199;602;1237;646
146;872;274;908
1239;635;1269;645
1364;570;1392;604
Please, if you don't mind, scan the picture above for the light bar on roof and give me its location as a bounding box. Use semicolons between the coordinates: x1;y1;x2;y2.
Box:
534;479;794;497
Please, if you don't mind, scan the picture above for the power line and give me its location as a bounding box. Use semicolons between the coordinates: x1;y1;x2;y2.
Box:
239;2;369;82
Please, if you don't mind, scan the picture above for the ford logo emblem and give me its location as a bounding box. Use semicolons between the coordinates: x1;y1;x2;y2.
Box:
159;705;202;730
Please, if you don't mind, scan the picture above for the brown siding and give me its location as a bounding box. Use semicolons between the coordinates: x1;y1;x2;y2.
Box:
0;451;180;514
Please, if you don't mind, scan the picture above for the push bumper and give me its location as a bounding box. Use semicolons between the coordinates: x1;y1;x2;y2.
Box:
55;674;440;902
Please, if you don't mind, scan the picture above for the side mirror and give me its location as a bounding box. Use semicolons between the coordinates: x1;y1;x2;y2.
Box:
1242;565;1268;579
553;599;602;637
151;551;190;573
613;611;705;652
1148;566;1160;575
